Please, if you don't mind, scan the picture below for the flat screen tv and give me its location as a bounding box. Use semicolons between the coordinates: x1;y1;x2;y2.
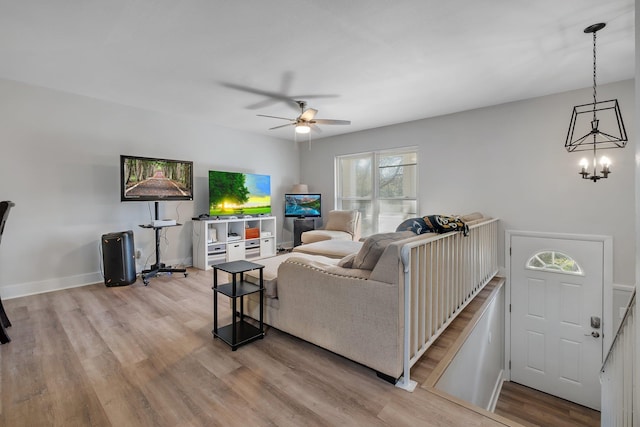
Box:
209;170;271;216
120;155;194;202
284;194;321;218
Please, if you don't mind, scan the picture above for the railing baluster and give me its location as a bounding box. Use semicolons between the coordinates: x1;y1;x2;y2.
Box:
398;219;499;390
600;290;635;425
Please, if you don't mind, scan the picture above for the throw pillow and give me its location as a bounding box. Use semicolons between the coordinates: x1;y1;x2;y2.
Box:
337;253;356;269
352;232;411;271
461;212;484;222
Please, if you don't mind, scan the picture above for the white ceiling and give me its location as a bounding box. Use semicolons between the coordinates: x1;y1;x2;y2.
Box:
0;0;634;141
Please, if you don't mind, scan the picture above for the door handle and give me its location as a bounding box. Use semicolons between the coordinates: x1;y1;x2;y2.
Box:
585;331;600;338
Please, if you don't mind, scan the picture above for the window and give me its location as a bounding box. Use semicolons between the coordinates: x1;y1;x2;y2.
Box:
526;251;584;275
336;147;418;236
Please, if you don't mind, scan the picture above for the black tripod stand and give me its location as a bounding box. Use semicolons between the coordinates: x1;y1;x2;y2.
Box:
140;202;188;285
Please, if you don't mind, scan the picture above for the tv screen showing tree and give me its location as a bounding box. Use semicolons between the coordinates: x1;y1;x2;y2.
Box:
209;170;271;216
121;155;193;201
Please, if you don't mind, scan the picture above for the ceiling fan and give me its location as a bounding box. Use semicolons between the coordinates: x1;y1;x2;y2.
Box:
257;101;351;134
220;72;338;112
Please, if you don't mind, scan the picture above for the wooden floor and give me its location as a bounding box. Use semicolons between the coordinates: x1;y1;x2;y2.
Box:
0;268;597;426
495;382;600;427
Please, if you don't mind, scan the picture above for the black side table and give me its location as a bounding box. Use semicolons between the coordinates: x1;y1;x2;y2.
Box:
212;260;264;350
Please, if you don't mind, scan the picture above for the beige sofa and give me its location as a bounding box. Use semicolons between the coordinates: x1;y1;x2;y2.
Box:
242;213;494;381
243;230;426;379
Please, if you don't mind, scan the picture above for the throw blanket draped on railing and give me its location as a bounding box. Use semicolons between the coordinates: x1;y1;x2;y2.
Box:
399;215;469;237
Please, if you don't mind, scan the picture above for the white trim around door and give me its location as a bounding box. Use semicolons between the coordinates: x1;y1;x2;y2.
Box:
504;231;613;403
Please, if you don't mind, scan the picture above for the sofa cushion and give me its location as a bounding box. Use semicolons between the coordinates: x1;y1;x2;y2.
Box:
465;216;491;226
461;212;484;222
242;253;339;298
352;231;414;271
237;253;298;298
293;239;363;258
301;229;354;244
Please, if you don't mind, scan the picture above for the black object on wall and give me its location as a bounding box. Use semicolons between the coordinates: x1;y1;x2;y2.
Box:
0;201;15;344
102;230;137;286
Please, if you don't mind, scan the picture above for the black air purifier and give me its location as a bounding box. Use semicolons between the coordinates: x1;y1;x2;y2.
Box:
102;230;136;286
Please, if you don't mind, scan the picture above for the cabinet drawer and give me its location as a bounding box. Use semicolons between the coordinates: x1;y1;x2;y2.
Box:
227;242;245;261
208;243;226;254
245;239;260;249
260;238;275;257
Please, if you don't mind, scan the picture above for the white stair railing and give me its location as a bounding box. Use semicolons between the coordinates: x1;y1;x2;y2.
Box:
600;289;635;426
396;218;499;391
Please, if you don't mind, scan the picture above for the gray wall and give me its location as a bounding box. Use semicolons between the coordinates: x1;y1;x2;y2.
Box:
0;77;634;300
0;78;299;297
299;80;635;289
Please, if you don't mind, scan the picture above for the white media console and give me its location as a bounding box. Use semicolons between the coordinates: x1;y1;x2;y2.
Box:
192;216;277;270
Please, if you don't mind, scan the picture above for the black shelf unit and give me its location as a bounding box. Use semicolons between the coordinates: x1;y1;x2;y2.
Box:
212;260;264;350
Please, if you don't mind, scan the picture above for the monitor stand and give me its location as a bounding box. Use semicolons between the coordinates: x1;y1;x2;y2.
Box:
293;217;316;247
140;201;188;286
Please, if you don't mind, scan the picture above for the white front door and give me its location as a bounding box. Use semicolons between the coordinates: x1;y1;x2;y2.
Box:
510;235;603;410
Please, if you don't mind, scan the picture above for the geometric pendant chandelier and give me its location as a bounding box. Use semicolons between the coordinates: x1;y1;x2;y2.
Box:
564;23;628;182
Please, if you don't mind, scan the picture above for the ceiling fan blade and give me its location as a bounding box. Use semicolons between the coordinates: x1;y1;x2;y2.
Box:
291;94;339;100
312;119;351;125
310;123;322;133
221;82;292;101
221;82;299;111
257;114;295;121
221;79;340;113
246;98;281;110
269;123;295;130
300;108;318;121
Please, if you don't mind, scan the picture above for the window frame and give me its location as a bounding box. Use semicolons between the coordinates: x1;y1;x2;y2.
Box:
525;250;585;276
335;146;418;236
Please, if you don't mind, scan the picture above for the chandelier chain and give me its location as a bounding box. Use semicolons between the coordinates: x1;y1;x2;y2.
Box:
592;31;597;109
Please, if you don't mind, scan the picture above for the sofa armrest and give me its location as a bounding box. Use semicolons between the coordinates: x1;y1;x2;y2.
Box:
285;256;371;279
275;257;404;378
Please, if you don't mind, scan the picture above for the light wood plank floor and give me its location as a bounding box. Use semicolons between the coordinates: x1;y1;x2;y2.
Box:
495;382;600;427
0;268;594;426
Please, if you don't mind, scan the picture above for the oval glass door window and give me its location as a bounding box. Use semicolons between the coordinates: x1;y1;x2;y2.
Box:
526;250;584;276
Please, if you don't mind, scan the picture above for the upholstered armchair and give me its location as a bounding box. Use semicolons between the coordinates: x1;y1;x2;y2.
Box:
301;209;361;244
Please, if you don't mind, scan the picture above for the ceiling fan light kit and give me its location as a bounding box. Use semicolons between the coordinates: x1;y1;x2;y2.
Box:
257;100;350;142
564;22;628;183
295;124;311;134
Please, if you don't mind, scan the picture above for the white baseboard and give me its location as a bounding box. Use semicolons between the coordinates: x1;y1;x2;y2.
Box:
1;257;192;299
1;272;104;299
487;369;505;412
